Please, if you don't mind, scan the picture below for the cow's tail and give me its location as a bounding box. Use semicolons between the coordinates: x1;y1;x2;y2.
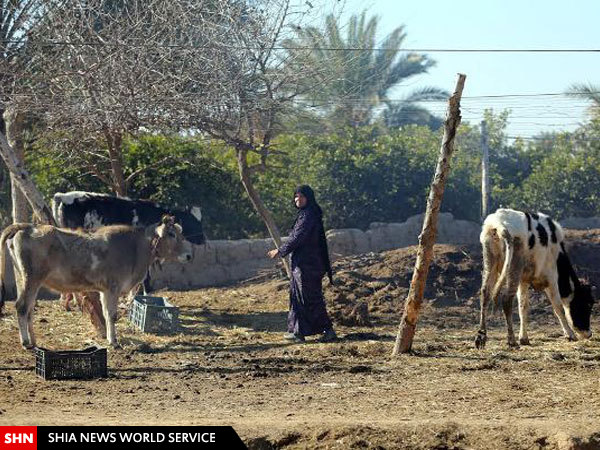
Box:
493;228;514;311
0;224;30;314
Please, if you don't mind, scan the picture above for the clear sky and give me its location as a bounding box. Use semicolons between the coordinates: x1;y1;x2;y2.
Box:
334;0;600;137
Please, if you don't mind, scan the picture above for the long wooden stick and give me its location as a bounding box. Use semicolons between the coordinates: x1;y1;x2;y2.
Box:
392;73;466;356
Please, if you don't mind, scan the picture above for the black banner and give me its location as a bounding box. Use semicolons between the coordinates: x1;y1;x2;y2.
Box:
36;426;247;450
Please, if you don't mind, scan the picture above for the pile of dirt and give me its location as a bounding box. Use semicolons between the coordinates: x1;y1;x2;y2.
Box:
563;229;600;289
325;244;482;326
324;229;600;328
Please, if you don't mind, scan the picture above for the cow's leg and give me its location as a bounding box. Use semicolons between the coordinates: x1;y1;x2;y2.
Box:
81;292;106;338
127;281;143;304
142;271;151;296
499;287;518;348
476;269;497;349
476;236;501;349
517;282;531;345
100;290;120;348
15;283;41;349
62;293;75;311
545;284;577;341
498;237;524;348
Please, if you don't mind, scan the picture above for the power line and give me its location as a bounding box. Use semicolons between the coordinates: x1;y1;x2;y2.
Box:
2;39;600;53
6;90;599;104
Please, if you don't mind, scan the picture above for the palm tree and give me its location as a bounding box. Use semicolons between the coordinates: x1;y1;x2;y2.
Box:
382;87;446;130
567;83;600;116
285;11;448;129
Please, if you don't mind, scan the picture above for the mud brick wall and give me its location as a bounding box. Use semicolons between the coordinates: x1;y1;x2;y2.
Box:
152;213;482;289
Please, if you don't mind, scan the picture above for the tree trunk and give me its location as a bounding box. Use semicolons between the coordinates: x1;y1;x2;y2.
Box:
105;131;127;197
4;109;30;223
0;131;56;225
392;74;466;356
0;109;5;135
236;147;292;279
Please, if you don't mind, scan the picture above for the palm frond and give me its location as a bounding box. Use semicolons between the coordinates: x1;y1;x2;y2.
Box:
567;83;600;106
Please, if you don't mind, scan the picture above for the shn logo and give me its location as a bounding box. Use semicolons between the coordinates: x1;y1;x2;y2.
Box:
4;433;34;444
0;427;37;448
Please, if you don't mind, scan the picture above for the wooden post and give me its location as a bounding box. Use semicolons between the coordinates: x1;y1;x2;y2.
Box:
392;73;466;356
481;119;490;221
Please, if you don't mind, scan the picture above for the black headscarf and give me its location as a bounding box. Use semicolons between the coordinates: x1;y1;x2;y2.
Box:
294;185;333;283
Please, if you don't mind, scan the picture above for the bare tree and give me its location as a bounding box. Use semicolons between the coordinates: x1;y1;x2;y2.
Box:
0;1;49;221
175;0;340;275
10;0;249;196
3;0;340;269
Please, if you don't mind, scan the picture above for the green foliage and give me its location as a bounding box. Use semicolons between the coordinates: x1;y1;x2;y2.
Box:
123;135;264;239
256;125;482;230
27;134;262;239
517;135;600;218
19;112;600;239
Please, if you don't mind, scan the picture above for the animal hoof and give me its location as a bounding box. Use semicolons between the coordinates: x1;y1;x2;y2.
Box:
566;335;577;342
475;331;487;349
519;337;530;346
110;343;122;350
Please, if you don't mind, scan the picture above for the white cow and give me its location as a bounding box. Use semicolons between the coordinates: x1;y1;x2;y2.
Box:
475;208;594;348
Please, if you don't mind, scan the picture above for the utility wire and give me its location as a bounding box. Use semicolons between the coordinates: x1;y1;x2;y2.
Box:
2;39;600;52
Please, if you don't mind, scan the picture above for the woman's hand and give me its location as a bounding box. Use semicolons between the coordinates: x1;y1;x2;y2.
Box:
267;249;279;259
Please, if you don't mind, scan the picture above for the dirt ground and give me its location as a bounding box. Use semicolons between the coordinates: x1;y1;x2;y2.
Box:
2;231;600;449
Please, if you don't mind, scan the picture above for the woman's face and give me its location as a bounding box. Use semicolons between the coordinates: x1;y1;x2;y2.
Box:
294;192;308;208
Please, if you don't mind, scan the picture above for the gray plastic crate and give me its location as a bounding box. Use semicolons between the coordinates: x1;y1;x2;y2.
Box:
128;295;179;334
35;346;108;380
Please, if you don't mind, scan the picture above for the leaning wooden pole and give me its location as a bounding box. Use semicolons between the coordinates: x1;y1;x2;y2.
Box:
392;73;466;356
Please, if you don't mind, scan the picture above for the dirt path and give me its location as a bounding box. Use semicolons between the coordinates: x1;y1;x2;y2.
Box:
2;242;600;449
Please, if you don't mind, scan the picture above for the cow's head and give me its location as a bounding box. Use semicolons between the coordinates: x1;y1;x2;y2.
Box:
568;281;594;339
153;215;193;263
180;206;205;245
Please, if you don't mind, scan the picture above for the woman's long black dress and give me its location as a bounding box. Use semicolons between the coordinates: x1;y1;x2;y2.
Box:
278;207;333;336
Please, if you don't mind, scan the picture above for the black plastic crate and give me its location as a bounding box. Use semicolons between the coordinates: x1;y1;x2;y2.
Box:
128;295;179;334
35;346;108;380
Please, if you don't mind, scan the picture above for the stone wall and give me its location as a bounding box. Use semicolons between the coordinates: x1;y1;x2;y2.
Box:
325;213;480;258
152;212;482;290
560;217;600;230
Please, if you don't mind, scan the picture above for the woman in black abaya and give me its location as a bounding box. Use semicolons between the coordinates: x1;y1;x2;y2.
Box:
267;185;336;343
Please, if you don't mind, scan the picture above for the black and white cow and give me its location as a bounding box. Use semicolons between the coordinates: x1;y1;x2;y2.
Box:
52;191;205;245
475;208;594;349
52;191;205;293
